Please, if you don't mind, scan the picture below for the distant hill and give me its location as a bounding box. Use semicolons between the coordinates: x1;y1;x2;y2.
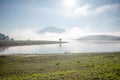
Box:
78;35;120;41
38;26;65;34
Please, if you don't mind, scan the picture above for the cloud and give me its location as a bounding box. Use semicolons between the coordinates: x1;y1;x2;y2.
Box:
94;4;120;14
62;0;120;18
9;28;40;40
33;27;89;40
16;0;120;18
63;0;77;8
72;3;92;16
9;27;90;40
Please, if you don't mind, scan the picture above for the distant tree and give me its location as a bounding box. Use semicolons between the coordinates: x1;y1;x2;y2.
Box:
0;33;14;40
5;36;9;40
0;33;5;40
10;38;14;41
0;33;2;40
27;39;31;41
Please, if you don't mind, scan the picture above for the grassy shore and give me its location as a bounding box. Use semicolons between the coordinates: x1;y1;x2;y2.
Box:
0;40;66;47
0;52;120;80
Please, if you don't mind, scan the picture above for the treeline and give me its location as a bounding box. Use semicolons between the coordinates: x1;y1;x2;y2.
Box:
0;33;14;40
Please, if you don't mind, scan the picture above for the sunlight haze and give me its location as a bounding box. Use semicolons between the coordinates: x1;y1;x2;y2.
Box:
0;0;120;40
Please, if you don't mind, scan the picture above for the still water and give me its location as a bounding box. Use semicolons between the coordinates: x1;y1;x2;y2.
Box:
0;40;120;54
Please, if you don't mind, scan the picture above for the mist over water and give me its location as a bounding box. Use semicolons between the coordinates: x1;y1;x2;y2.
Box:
1;27;120;54
0;40;120;54
9;27;120;41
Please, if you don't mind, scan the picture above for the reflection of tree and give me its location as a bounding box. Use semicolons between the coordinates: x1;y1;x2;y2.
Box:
59;43;62;48
59;38;62;48
0;47;9;53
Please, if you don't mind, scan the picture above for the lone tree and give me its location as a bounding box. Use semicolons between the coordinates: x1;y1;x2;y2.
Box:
59;38;62;42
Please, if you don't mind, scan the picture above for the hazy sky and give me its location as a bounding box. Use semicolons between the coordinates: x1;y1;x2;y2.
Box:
0;0;120;40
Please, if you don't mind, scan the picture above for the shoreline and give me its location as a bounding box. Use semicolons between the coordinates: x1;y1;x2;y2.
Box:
0;51;120;56
0;40;67;47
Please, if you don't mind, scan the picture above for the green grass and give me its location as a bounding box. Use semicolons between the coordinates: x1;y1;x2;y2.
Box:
0;52;120;80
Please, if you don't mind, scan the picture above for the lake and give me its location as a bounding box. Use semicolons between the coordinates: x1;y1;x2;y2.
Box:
0;40;120;54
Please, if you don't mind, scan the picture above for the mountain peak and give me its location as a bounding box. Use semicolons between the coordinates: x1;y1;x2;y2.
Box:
38;26;65;34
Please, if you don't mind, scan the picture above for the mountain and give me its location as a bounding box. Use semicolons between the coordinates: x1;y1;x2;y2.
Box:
78;35;120;41
38;26;65;34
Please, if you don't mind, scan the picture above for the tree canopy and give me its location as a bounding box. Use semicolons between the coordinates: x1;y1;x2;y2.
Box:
0;33;14;40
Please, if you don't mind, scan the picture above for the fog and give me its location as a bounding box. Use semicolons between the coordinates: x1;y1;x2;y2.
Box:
9;27;120;41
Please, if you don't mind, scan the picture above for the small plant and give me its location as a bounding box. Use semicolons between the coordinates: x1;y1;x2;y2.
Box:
91;65;94;67
77;61;80;63
93;77;101;80
56;63;60;65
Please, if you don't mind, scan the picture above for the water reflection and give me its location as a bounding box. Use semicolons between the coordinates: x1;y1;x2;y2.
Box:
0;40;120;54
0;47;9;53
59;43;62;48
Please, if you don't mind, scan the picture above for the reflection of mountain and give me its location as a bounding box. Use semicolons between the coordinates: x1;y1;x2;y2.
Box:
38;26;65;34
78;35;120;41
